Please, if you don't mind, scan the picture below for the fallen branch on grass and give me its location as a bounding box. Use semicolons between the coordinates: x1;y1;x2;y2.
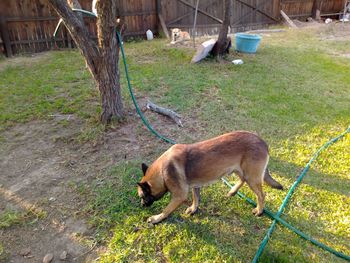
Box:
146;101;183;127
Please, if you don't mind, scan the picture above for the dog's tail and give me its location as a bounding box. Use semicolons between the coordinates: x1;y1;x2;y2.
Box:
264;168;283;190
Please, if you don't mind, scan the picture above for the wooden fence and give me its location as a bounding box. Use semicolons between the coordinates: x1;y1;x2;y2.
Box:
161;0;280;36
0;0;346;56
0;0;158;56
281;0;345;18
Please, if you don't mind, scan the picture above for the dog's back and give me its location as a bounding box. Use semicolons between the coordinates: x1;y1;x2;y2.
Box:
168;131;268;186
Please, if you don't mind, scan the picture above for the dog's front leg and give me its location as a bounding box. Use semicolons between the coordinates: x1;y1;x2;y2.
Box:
185;187;200;215
147;193;187;224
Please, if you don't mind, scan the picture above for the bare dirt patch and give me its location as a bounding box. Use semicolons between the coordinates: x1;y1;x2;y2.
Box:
0;112;147;262
318;22;350;41
0;100;199;262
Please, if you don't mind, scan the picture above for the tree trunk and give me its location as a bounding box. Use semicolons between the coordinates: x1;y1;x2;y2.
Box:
96;53;123;122
211;0;232;57
98;76;124;122
95;0;124;122
47;0;124;123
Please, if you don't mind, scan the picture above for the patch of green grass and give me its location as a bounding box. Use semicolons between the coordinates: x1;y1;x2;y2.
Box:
87;128;349;262
0;51;98;131
0;210;24;228
0;208;46;229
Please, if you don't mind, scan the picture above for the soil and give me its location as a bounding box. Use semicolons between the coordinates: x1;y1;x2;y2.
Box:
0;118;129;262
0;108;183;262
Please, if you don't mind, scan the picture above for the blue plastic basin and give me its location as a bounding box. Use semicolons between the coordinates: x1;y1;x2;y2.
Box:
235;33;262;54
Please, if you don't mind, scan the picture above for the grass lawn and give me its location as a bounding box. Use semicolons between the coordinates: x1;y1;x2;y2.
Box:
0;24;349;262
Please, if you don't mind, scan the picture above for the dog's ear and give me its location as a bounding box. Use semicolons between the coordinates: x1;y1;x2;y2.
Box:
141;163;148;176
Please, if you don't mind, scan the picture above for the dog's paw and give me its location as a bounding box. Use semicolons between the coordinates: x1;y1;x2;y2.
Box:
227;191;237;197
185;206;198;215
252;208;263;217
147;214;164;224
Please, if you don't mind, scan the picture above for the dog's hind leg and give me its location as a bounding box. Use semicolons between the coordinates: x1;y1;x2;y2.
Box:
241;158;267;216
185;187;200;215
245;178;265;216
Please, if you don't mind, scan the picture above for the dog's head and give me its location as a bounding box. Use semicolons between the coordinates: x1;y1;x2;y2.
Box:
172;28;181;36
137;163;166;207
171;28;181;40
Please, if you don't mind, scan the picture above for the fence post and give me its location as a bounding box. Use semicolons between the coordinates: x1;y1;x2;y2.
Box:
156;0;160;34
156;0;170;39
312;0;322;20
0;15;13;57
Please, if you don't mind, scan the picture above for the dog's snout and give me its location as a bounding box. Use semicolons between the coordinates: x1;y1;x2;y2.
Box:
141;197;154;207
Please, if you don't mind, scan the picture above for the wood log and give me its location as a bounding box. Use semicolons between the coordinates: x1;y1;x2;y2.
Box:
280;10;298;28
158;14;170;39
146;101;183;127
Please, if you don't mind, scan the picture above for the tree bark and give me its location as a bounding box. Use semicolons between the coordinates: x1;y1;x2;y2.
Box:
47;0;124;123
67;0;83;20
95;0;124;122
211;0;232;57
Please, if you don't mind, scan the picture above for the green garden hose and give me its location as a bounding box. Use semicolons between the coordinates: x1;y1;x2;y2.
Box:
252;127;350;262
221;177;350;262
117;32;176;145
54;9;350;262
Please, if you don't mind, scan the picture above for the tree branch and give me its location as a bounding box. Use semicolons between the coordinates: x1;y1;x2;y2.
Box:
47;0;100;77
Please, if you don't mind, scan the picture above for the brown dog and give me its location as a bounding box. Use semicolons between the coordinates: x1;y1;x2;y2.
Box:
137;131;283;224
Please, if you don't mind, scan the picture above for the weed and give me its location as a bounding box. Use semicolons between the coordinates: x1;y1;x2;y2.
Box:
0;208;46;229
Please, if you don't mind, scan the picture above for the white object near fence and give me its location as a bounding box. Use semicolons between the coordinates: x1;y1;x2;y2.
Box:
146;30;154;40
